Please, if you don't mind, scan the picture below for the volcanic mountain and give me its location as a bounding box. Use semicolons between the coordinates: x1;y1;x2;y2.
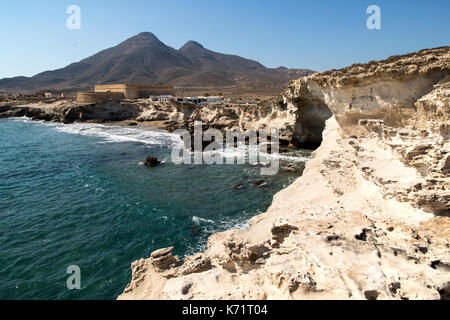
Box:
0;32;314;93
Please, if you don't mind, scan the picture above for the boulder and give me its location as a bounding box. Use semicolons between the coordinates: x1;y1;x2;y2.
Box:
144;156;162;167
150;246;178;270
249;180;267;187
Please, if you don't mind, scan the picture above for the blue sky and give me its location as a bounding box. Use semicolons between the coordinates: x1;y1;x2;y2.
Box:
0;0;449;78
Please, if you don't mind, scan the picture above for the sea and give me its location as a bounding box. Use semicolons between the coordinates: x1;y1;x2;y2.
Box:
0;117;311;299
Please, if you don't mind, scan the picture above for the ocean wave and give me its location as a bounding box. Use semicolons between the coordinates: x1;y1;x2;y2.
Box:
201;143;310;163
12;118;310;163
184;212;252;256
10;116;38;123
192;216;214;224
45;122;183;147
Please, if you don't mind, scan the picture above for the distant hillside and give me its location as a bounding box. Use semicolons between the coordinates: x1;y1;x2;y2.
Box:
0;32;314;93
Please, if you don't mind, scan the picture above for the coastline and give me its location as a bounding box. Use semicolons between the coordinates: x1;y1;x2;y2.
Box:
1;46;449;300
0;116;307;299
118;46;450;300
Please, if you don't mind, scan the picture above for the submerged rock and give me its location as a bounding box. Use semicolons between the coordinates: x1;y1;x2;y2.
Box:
144;156;162;167
249;180;268;187
282;167;297;173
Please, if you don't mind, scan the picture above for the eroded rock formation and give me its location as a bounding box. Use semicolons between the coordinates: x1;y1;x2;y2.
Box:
0;99;142;123
119;46;450;300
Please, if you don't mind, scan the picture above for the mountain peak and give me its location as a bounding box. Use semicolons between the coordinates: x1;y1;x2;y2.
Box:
180;40;204;51
120;32;164;48
0;32;315;93
136;32;159;40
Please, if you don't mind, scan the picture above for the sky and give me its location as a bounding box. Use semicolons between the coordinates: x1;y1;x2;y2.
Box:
0;0;449;78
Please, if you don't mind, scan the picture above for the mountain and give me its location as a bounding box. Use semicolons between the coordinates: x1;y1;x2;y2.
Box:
0;32;314;93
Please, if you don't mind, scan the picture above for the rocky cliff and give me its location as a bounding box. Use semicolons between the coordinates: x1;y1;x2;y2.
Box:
0;99;145;123
137;100;323;148
0;95;324;150
118;46;450;300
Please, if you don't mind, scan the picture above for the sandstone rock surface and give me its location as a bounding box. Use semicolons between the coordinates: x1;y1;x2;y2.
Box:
119;47;450;300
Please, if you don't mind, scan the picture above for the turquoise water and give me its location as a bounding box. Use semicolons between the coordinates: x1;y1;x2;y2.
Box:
0;118;310;300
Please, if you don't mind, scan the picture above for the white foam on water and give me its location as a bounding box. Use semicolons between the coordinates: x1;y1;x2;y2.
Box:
10;116;39;123
264;153;310;163
185;211;253;256
218;216;250;231
12;118;310;163
44;122;183;147
202;143;310;163
192;216;214;224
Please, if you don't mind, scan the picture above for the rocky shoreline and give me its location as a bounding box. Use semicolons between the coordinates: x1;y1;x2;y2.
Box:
2;47;449;300
0;90;329;151
118;47;449;300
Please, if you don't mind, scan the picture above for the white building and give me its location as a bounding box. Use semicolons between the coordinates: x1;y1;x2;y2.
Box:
150;95;225;105
170;96;187;103
206;96;222;103
197;96;223;105
155;95;172;103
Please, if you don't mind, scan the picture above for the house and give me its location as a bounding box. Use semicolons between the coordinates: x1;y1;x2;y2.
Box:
205;96;223;103
170;96;187;103
157;95;172;103
195;96;222;105
149;95;225;105
77;83;174;104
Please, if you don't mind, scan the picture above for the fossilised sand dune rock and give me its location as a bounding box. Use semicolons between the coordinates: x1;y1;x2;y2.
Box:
156;102;302;146
415;78;450;129
119;117;449;300
118;47;449;300
284;46;450;138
